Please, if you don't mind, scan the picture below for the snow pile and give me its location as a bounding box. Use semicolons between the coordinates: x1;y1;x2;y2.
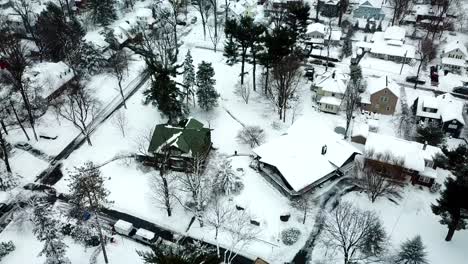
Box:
23;61;75;99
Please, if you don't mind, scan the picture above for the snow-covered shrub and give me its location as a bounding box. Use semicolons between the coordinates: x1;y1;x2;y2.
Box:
215;159;244;196
0;241;15;260
281;227;301;246
236;126;266;148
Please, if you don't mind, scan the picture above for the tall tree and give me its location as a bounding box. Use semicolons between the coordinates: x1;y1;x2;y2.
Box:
36;2;84;62
32;202;71;264
415;124;445;146
338;0;349;26
249;24;265;92
344;79;361;138
87;0;117;26
414;38;437;89
108;49;131;109
0;128;11;173
286;1;311;42
390;0;413;26
138;241;218;264
182;50;196;106
396;235;429;264
196;61;219;111
321;202;387;264
68;162;112;264
194;0;212;40
431;172;468;241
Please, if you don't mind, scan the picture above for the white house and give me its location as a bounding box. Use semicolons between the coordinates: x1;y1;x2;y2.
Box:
253;117;361;197
306;23;326;43
441;40;468;74
315;70;349;114
368;26;415;63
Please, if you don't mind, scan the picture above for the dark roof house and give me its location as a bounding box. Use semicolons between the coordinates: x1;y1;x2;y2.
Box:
147;118;212;171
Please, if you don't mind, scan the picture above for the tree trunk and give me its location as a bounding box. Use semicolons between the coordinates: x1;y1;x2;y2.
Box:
264;66;270;95
200;8;207;40
95;216;109;264
119;80;127;109
252;50;257;92
414;57;424;89
315;1;320;22
10;102;30;141
445;218;459;241
162;176;172;217
302;209;306;224
0;130;12;173
0;119;8;135
18;87;38;141
240;49;246;85
85;132;93;146
338;0;343;26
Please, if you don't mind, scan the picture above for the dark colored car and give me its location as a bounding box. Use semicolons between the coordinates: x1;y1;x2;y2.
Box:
406;76;426;85
453;86;468;95
176;20;187;26
323;61;335;67
309;59;322;65
23;183;57;195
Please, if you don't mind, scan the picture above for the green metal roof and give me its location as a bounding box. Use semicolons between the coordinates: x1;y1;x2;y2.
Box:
148;118;211;157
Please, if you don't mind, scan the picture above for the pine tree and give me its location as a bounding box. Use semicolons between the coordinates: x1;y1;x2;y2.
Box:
144;74;187;123
215;159;243;196
223;38;238;66
0;164;19;191
183;50;196;106
0;241;15;261
350;64;362;84
396;235;428;264
196;61;219;111
88;0;117;26
32;202;71;264
415;125;445;146
67;162;112;263
431;173;468;241
342;37;353;58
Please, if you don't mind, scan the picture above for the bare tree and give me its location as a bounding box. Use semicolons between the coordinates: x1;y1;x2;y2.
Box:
414;38;437;89
108;49;131;108
134;127;154;156
353;157;401;203
151;171;176;217
426;0;456;39
270;56;302;122
194;0;212;40
236;126;266;148
223;210;259;264
389;0;413;26
344;80;361;139
321;202;388;264
234;80;251;104
176;156;213;227
206;195;236;257
290;194;314;224
111;110;128;137
54;81;100;146
208;16;223;52
0;128;12;173
167;0;182;55
398;105;416;140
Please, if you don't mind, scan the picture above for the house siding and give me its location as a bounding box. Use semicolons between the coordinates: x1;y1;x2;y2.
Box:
363;88;398;115
353;6;385;20
442;119;464;138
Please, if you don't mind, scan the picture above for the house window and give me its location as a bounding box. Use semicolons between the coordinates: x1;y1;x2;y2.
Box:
380;96;388;102
424;159;434;168
419;176;431;183
448;124;458;129
386;106;390;111
384;90;387;94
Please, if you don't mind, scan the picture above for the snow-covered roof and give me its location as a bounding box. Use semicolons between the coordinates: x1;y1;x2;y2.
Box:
326;30;342;41
443;40;468;57
352;123;369;138
23;61;75;99
135;228;155;240
114;220;133;233
415;94;465;125
307;23;326;35
366;76;400;97
384;26;406;41
370;32;415;59
359;0;382;7
441;57;466;67
319;96;342;106
316;71;348;94
253;117;361;192
365;133;442;172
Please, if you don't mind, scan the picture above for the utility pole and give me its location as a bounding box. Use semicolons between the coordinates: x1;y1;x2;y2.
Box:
399;50;408;75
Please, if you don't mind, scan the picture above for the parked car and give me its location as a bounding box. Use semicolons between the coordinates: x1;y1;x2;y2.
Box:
191;16;197;24
309;59;322;65
453;86;468;95
304;67;315;80
23;183;56;196
176;20;187;26
406;76;426;85
323;61;335;68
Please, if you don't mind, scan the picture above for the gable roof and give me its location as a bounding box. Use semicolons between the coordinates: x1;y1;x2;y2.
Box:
365;133;442;172
23;61;75;99
253;117;361;192
316;70;348;94
359;0;382;8
148;118;211;157
384;26;406;41
366;76;400;97
443;40;468;57
307;23;326;35
415;94;465;125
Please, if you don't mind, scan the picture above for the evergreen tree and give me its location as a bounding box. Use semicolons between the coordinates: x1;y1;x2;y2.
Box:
0;241;15;261
144;74;187;123
433;145;468;174
68;162;112;263
286;1;311;41
431;172;468;241
415;125;445;146
183;50;196;106
32;202;70;264
36;2;84;61
342;37;353;58
215;159;243;196
223;38;238;66
396;235;428;264
350;64;362;84
196;61;219;111
88;0;117;26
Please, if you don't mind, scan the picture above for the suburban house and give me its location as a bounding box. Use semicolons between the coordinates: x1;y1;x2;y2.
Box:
318;0;340;17
361;76;400;115
368;26;416;63
353;0;385;20
147;118;212;171
229;0;258;19
23;61;76;101
364;133;443;187
413;4;446;29
315;70;348;114
253;118;361;197
412;93;465;138
306;23;326;43
440;40;467;74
